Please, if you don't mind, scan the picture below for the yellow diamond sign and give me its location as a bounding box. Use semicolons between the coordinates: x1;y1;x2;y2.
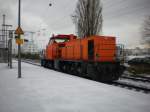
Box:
15;27;24;35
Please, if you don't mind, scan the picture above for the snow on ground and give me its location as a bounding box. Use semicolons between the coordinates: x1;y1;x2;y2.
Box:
0;61;150;112
119;78;150;89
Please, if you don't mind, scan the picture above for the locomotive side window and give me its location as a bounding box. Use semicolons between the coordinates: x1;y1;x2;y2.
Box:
88;40;94;60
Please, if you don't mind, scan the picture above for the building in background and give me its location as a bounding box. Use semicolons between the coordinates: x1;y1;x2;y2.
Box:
22;40;39;54
12;32;39;55
125;47;150;56
0;30;8;62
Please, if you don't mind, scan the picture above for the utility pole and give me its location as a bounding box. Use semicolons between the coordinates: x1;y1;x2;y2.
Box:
2;14;5;48
15;0;24;78
2;14;5;46
8;31;13;69
18;0;21;78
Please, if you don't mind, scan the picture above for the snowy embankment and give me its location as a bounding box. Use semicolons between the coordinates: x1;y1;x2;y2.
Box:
0;61;150;112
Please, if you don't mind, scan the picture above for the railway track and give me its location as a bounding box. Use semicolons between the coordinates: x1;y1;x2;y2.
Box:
21;59;150;94
21;60;41;66
121;75;150;83
132;75;150;81
111;81;150;94
118;73;150;93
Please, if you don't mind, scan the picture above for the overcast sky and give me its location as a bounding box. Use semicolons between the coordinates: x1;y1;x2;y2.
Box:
0;0;150;48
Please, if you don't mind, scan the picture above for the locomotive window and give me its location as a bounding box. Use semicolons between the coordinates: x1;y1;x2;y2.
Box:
53;38;69;43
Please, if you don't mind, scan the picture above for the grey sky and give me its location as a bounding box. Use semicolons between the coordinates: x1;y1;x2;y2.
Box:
0;0;150;48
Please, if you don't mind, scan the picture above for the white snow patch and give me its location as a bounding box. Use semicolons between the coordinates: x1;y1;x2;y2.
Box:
0;61;150;112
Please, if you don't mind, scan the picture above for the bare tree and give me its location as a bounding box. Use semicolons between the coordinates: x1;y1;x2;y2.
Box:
142;16;150;46
72;0;103;38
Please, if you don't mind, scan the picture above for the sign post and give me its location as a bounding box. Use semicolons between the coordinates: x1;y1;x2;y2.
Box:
15;0;24;78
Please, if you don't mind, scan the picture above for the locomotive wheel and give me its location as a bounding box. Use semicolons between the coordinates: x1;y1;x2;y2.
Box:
70;63;75;75
44;61;48;68
98;66;113;82
80;63;87;77
59;62;64;72
47;62;52;69
97;64;118;82
41;59;45;67
63;64;67;72
74;64;80;76
66;63;71;74
77;65;82;76
87;64;100;81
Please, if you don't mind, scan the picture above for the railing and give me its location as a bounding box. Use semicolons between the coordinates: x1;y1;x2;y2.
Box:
116;44;125;63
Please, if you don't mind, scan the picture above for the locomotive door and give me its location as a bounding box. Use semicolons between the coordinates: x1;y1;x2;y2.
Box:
88;40;94;60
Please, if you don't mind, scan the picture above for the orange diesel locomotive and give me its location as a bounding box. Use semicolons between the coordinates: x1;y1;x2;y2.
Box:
41;34;125;82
